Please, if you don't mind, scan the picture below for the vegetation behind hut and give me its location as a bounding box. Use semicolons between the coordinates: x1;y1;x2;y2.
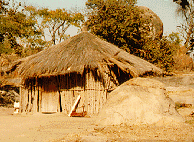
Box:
85;0;193;72
0;0;193;75
0;0;84;57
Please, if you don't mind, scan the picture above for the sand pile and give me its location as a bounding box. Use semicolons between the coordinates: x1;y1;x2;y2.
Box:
96;77;184;126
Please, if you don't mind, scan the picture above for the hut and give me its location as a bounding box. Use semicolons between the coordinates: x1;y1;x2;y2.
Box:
6;30;162;116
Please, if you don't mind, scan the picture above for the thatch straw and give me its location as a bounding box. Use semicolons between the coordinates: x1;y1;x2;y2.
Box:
7;31;163;79
0;78;21;87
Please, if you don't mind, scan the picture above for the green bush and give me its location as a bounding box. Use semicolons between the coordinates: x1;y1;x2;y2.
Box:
142;36;177;72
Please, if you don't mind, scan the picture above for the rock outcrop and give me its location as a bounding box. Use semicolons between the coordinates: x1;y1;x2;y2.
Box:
96;77;184;126
138;6;163;39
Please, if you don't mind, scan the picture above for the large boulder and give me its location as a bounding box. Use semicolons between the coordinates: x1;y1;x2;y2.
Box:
96;78;184;126
138;6;163;39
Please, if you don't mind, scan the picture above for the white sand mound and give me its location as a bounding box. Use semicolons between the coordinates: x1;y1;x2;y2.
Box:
96;77;184;126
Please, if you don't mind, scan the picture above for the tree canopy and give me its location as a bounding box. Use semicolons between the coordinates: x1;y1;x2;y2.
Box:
0;0;190;72
24;6;84;45
0;0;84;57
0;0;41;56
85;0;182;71
86;0;137;9
86;0;150;55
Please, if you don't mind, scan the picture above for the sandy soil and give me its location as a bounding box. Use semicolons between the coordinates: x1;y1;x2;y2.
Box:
0;74;194;142
0;111;97;142
0;109;193;142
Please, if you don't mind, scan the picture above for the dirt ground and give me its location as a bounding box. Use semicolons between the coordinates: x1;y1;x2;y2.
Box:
0;74;194;142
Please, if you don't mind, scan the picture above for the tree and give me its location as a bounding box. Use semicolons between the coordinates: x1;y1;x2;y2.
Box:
0;0;9;50
173;0;194;49
25;6;84;45
86;0;137;9
0;0;8;14
85;0;180;72
0;0;41;56
0;1;84;57
142;33;181;71
86;0;150;55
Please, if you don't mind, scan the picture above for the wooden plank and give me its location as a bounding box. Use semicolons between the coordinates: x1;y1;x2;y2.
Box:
27;88;31;112
91;71;95;114
96;80;100;114
39;84;42;113
34;86;38;113
19;87;22;113
23;88;28;113
61;91;66;113
41;92;58;113
66;90;71;114
37;83;39;112
32;80;38;113
68;95;81;117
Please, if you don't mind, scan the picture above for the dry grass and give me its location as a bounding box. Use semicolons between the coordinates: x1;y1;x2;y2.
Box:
5;32;162;80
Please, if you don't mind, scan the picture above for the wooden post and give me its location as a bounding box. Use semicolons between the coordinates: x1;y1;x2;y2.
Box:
91;71;95;114
96;79;100;114
32;78;38;113
63;75;68;114
28;83;32;112
67;74;71;113
86;69;90;115
80;74;84;113
19;86;22;113
100;78;103;111
22;87;28;113
37;79;39;112
56;76;62;112
87;70;93;115
39;80;42;113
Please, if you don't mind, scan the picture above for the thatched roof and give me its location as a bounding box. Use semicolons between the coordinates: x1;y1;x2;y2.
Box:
7;31;162;79
0;78;21;87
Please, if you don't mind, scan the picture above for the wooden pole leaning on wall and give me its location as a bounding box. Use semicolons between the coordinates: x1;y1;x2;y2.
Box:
68;95;81;117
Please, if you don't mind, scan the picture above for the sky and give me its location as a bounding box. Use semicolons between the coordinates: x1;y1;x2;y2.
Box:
15;0;183;37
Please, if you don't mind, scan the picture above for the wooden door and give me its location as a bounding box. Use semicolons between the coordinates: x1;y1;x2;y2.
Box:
41;77;59;113
41;92;58;113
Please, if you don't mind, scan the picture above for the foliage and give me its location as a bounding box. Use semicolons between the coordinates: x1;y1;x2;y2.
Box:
0;0;41;56
168;32;182;45
0;1;84;57
0;91;16;107
173;0;194;49
24;6;84;45
0;0;8;14
142;36;178;71
142;32;192;72
85;1;186;72
86;1;150;55
86;0;137;9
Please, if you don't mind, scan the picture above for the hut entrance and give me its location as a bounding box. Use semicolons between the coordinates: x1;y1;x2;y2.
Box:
41;77;60;113
41;92;58;113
